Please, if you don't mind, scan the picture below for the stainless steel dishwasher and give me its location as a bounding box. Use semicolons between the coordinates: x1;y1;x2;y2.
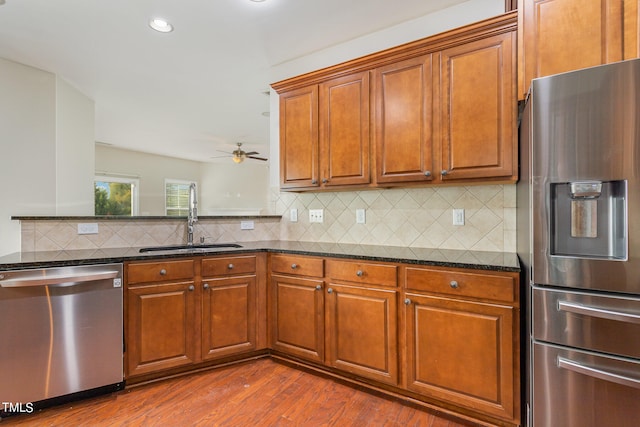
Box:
0;263;124;415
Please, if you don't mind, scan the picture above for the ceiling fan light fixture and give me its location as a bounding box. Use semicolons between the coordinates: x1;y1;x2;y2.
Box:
149;18;174;33
232;154;245;164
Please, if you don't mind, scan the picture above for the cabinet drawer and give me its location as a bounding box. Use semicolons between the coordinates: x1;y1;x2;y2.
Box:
405;267;516;303
271;254;324;277
202;256;256;277
326;259;397;287
127;259;195;285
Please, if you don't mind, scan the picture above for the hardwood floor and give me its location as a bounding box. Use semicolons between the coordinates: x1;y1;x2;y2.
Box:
1;358;471;426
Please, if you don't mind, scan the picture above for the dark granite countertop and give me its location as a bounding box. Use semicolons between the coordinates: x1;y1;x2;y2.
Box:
0;241;520;272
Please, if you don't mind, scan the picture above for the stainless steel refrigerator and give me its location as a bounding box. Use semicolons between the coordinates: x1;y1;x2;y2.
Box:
518;59;640;427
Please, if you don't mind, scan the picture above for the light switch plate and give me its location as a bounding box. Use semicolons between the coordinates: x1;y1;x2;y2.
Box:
77;223;99;234
290;208;298;222
452;209;465;226
240;220;255;230
356;209;366;224
309;209;324;223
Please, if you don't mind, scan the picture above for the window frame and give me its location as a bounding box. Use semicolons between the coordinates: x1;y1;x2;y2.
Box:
165;179;197;217
94;175;140;216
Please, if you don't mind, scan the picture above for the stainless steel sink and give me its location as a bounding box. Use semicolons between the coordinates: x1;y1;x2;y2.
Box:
139;243;242;253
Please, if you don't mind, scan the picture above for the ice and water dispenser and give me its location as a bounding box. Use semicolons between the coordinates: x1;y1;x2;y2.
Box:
551;180;627;260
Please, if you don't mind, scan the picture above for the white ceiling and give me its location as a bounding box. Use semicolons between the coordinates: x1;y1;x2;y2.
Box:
0;0;470;163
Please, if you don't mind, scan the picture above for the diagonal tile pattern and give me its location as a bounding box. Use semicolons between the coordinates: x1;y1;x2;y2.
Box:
20;185;516;253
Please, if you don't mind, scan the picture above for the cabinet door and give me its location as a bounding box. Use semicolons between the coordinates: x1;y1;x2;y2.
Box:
201;275;256;360
279;85;319;189
518;0;625;97
271;274;324;363
373;55;435;184
439;31;516;182
325;283;398;385
404;293;516;422
319;72;370;187
126;281;197;377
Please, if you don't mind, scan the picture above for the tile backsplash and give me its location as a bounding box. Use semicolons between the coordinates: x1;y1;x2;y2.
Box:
20;185;516;253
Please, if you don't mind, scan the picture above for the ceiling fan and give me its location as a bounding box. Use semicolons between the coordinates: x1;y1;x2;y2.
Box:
214;143;268;164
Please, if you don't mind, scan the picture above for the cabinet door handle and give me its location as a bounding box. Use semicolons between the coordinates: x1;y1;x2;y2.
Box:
450;280;459;289
404;298;412;305
356;270;363;277
203;283;209;290
322;178;328;184
227;263;234;270
441;170;449;176
159;269;167;276
311;179;318;185
188;285;195;291
315;285;322;291
291;263;298;270
327;288;333;294
424;170;432;177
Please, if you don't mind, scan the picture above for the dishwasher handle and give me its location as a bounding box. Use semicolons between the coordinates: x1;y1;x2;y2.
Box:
0;270;120;288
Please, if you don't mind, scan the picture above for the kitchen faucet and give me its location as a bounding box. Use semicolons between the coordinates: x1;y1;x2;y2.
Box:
187;182;197;246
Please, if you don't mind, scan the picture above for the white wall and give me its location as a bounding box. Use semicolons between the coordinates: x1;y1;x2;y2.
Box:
268;0;505;186
0;58;57;256
95;145;202;216
199;162;270;215
0;58;95;256
56;77;95;215
95;145;270;215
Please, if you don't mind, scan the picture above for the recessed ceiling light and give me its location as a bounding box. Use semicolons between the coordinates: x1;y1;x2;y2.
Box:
149;18;173;33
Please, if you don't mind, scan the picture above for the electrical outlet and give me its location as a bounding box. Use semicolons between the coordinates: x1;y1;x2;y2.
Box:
452;209;465;226
290;208;298;222
309;209;324;223
77;223;99;234
356;209;366;224
240;220;254;230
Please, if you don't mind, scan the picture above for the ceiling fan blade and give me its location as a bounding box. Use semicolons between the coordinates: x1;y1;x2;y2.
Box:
244;151;259;156
247;155;268;161
216;149;233;154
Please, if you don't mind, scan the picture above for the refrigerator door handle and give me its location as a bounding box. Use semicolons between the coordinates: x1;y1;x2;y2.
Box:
558;300;640;324
558;356;640;389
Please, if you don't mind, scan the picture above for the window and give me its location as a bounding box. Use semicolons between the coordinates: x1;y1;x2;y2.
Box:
165;180;196;216
94;176;139;216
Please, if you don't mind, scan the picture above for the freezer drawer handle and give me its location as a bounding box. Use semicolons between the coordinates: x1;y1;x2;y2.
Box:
558;356;640;389
0;270;120;288
558;300;640;324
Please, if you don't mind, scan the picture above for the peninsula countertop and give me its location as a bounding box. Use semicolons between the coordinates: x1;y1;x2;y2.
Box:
0;241;520;272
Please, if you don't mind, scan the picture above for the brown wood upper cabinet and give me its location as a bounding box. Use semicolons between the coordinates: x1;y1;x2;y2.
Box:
518;0;639;98
373;55;435;184
274;12;518;190
438;31;516;181
279;72;370;190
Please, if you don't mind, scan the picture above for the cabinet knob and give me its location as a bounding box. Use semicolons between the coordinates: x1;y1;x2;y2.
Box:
203;283;209;290
159;269;167;276
291;263;298;270
327;288;334;294
188;285;195;291
441;170;449;176
404;298;412;305
227;263;234;270
450;280;459;289
311;179;318;185
322;178;328;184
315;284;322;291
424;170;431;177
356;270;363;277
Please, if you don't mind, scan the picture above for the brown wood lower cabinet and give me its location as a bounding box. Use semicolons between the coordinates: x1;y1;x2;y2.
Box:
325;283;398;386
404;293;516;421
127;280;198;377
270;274;325;363
125;254;266;381
125;253;519;426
